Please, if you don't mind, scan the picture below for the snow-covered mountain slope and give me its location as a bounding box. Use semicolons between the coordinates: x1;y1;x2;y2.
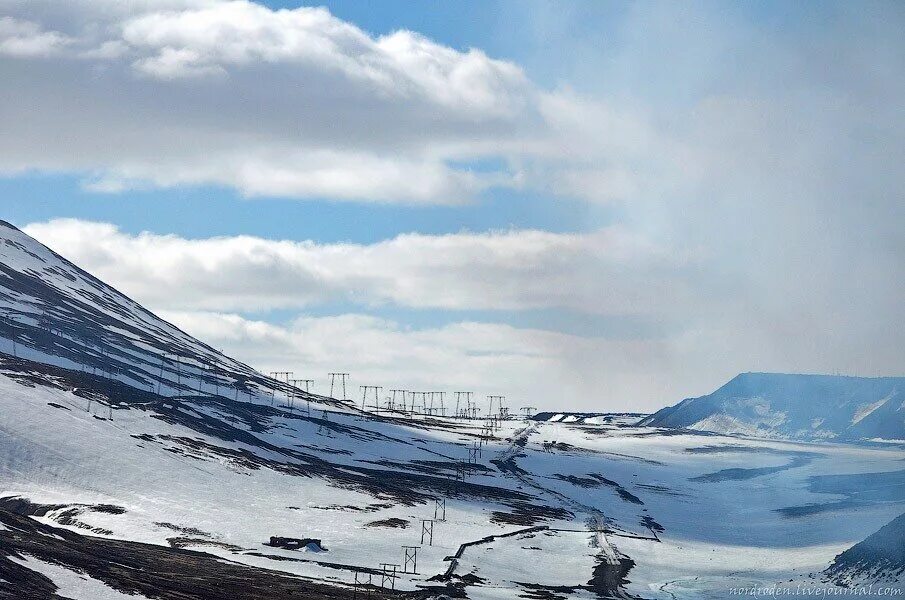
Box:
0;219;310;405
825;512;905;586
640;372;905;441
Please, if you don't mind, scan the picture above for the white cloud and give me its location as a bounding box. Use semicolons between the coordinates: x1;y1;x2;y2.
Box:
25;218;902;411
157;310;697;411
0;0;541;203
0;17;71;57
120;2;529;115
23;218;700;316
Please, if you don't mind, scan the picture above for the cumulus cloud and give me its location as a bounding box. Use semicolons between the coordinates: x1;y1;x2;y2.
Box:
24;218;903;410
22;218;701;316
120;2;529;115
0;17;71;57
0;0;542;203
156;310;704;412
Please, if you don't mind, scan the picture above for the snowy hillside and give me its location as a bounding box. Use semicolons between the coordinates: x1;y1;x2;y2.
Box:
825;512;905;586
641;372;905;441
1;221;903;598
0;219;311;406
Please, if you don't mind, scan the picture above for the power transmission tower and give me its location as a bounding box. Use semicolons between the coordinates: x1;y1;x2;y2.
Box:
269;371;292;405
402;546;419;574
487;395;505;418
434;498;446;521
360;385;382;413
291;378;314;393
317;409;331;436
379;564;399;590
290;378;314;415
390;389;407;412
328;372;349;400
454;391;473;419
351;570;372;599
156;353;168;396
1;312;18;358
468;442;481;462
420;519;434;545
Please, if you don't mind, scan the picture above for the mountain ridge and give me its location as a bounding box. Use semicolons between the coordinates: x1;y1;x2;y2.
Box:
641;371;905;441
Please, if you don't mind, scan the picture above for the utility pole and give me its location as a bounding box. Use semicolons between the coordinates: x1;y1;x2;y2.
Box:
420;519;434;546
359;385;382;413
520;406;536;420
269;371;292;406
328;372;349;400
290;378;314;393
379;564;399;591
390;389;406;412
434;498;446;521
402;546;419;574
487;395;505;418
156;355;166;396
1;312;18;358
454;392;473;419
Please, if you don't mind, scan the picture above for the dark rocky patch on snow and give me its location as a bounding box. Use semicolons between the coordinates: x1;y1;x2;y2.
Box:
686;445;823;460
515;582;577;599
0;497;125;536
154;521;214;538
690;455;814;482
640;515;664;535
633;483;686;497
552;474;604;488
166;537;245;552
309;502;394;513
587;554;637;599
366;518;410;529
490;502;571;526
570;474;645;505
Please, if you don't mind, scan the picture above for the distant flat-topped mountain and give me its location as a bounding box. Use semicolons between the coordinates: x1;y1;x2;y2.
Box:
640;372;905;442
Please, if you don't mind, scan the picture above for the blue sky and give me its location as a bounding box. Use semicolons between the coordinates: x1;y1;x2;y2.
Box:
1;1;902;410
